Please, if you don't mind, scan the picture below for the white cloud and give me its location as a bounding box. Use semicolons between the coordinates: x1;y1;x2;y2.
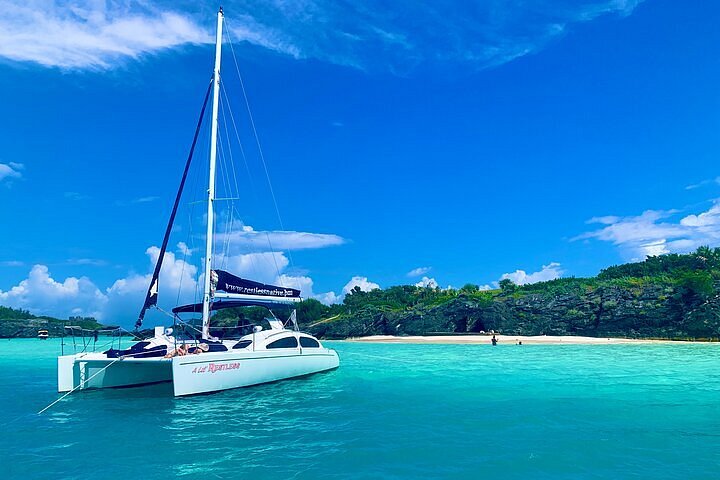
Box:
65;258;108;266
64;191;90;200
0;1;644;72
221;0;645;73
576;201;720;260
0;260;24;267
500;262;563;286
215;251;290;285
0;244;356;324
302;275;380;305
0;162;23;182
104;246;199;323
115;196;161;206
275;273;345;305
407;266;431;277
216;224;345;252
0;1;208;69
685;177;720;190
0;264;107;318
177;242;194;256
132;196;160;203
342;276;380;295
414;276;438;288
313;291;340;305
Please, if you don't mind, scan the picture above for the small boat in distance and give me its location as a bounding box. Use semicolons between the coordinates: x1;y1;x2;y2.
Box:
57;7;339;397
38;329;49;340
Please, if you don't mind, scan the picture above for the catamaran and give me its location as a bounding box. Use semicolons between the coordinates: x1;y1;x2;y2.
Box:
57;8;339;397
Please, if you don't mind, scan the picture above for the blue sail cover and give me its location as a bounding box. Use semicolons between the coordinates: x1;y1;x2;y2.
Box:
215;270;301;298
172;271;301;314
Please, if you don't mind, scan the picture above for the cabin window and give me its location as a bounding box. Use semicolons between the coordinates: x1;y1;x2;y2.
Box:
266;336;299;349
206;343;228;352
299;337;320;348
233;340;252;349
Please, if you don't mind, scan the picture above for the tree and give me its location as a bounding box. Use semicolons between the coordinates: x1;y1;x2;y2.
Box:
499;278;516;294
296;299;330;325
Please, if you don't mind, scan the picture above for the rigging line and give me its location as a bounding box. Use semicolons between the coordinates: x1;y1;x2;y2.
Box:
220;81;257;206
218;109;236;266
221;94;262;280
219;105;238;272
38;356;123;414
136;78;214;329
224;22;295;287
218;84;242;217
219;82;263;280
219;82;279;283
216;130;233;269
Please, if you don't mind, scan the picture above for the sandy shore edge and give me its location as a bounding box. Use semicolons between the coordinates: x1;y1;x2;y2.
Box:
344;334;706;345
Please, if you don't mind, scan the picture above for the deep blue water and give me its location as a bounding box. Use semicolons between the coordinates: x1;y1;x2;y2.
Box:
2;339;719;479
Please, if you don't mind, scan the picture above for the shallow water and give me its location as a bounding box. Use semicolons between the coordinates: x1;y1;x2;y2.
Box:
2;338;719;479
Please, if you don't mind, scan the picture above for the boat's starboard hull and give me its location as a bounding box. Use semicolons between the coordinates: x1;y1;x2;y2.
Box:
171;348;339;396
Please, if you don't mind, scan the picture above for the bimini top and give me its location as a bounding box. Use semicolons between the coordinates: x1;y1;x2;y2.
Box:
173;271;302;314
173;299;297;314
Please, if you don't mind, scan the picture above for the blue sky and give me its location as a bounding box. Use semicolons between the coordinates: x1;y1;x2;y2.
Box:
1;0;720;325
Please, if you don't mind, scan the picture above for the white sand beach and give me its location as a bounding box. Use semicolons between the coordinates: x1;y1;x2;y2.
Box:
346;335;697;345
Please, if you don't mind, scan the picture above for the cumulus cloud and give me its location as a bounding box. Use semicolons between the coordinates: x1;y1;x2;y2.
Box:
575;201;720;260
0;162;23;182
0;1;644;72
313;291;340;305
176;242;194;256
407;266;431;277
104;246;200;322
500;262;563;286
414;276;438;288
215;251;290;285
0;264;107;318
275;273;338;305
342;276;380;295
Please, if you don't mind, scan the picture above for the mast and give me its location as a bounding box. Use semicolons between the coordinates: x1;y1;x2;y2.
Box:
202;7;224;339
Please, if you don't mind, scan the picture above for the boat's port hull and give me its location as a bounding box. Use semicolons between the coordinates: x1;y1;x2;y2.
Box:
172;348;340;396
58;355;172;392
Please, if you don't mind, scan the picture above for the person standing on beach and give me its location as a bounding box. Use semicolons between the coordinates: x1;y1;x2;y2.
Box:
491;335;498;346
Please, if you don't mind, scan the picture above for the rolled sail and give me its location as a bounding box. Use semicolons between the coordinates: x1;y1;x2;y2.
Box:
214;270;301;298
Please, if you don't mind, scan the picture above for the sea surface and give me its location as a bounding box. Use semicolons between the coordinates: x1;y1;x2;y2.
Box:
2;338;719;479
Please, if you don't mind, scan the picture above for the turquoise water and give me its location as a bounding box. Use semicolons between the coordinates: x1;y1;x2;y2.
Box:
2;339;719;479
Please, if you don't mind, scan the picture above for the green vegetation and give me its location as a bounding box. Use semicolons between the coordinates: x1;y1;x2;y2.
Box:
5;247;720;340
0;306;104;338
295;247;720;340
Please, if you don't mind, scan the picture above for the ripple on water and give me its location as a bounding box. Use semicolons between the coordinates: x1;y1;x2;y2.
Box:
2;340;720;479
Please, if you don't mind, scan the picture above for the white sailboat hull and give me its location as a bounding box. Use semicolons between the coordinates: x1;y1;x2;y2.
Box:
171;348;339;396
58;354;172;392
58;347;339;395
